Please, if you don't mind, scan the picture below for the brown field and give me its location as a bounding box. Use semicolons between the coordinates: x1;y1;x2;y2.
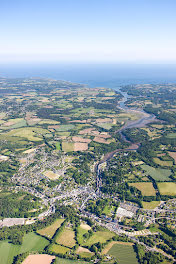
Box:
74;142;88;151
72;136;91;143
80;223;91;230
102;241;134;255
23;148;36;154
93;137;110;144
79;128;94;134
22;254;55;264
168;152;176;163
44;170;60;180
129;182;156;196
76;246;92;254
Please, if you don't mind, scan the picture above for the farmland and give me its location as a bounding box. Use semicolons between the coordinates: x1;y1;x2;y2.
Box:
107;244;138;264
55;227;76;248
141;165;172;181
37;218;65;239
129;182;156;196
157;182;176;196
84;230;115;246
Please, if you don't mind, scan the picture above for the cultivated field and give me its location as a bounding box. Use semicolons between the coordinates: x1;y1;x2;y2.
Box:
157;182;176;196
129;182;156;196
55;257;90;264
76;246;94;258
141;164;172;181
107;244;138;264
153;157;173;167
168;152;176;163
22;254;55;264
102;241;134;255
37;219;65;239
55;228;76;248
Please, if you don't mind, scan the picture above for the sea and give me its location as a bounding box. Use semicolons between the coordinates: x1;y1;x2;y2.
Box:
0;63;176;89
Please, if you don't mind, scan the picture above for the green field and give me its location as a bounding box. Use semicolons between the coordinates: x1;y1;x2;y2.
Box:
55;257;90;264
153;157;173;167
142;201;160;209
5;127;50;141
0;232;49;264
141;164;172;181
48;244;70;254
37;218;65;239
166;133;176;139
77;226;89;244
84;230;114;246
157;182;176;196
108;244;138;264
55;125;75;132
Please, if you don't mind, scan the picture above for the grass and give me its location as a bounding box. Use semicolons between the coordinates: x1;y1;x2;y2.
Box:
84;230;114;246
166;133;176;139
129;182;156;196
0;232;49;264
77;226;89;244
141;164;172;181
55;125;75;132
107;244;138;264
157;182;176;196
96;123;114;130
37;219;65;239
55;228;76;248
55;257;91;264
6;127;49;141
142;201;160;209
48;244;70;254
153;157;173;167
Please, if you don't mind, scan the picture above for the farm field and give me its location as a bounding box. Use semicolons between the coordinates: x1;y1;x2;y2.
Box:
141;164;172;181
129;182;156;196
168;152;176;163
22;254;55;264
76;246;94;258
37;219;65;239
142;201;160;209
48;244;70;254
0;232;49;264
44;170;60;180
107;244;138;264
157;182;176;196
55;257;91;264
84;230;115;246
153;157;173;167
55;227;76;248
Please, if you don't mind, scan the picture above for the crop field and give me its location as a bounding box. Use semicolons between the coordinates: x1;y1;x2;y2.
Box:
107;244;138;264
55;228;76;248
141;164;172;181
76;246;94;258
48;244;70;254
22;254;55;264
153;157;173;167
96;123;114;130
142;201;160;209
84;230;114;246
37;219;65;239
157;182;176;196
129;182;156;196
0;232;49;264
55;125;75;132
102;241;134;255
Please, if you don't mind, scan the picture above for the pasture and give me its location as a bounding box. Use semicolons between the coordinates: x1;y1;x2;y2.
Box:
153;157;173;167
55;257;90;264
6;127;50;141
107;244;138;264
129;182;156;196
141;164;172;181
37;219;65;239
84;230;114;246
62;142;74;152
157;182;176;196
0;232;49;264
76;246;94;258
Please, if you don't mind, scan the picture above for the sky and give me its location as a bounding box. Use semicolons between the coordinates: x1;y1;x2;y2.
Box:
0;0;176;63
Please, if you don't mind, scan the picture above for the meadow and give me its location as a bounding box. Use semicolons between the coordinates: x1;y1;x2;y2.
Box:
157;182;176;196
84;230;114;246
48;244;70;254
107;244;138;264
37;218;65;239
55;227;76;248
142;201;160;209
0;232;49;264
129;182;156;196
141;164;172;181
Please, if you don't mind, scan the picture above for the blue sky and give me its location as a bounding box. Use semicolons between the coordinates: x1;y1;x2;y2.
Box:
0;0;176;63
